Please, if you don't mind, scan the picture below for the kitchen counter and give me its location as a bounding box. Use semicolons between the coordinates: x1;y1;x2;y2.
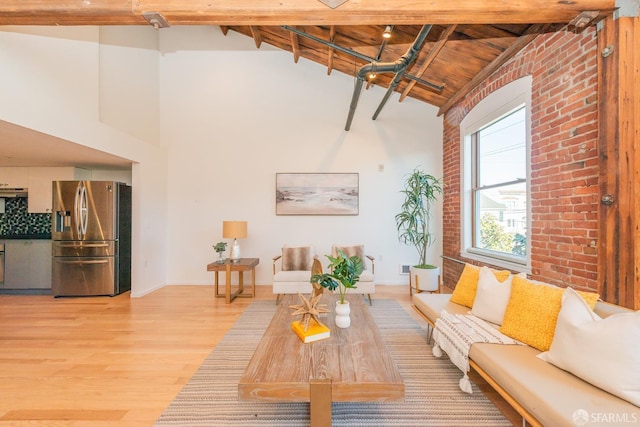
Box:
0;234;51;240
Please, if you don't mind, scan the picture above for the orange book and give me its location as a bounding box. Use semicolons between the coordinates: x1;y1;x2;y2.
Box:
291;319;331;343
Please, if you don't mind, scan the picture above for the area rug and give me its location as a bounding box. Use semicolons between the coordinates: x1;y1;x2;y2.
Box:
155;299;511;426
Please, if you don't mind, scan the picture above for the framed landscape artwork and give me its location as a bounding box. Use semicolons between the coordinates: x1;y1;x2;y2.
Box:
276;173;359;215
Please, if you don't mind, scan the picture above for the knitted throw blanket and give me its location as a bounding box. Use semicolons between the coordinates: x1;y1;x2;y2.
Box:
432;310;522;393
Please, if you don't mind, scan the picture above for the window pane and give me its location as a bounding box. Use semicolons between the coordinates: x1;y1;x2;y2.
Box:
478;108;526;187
474;182;527;256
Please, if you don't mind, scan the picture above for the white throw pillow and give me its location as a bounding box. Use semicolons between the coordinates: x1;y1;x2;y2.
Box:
538;287;640;407
471;266;520;325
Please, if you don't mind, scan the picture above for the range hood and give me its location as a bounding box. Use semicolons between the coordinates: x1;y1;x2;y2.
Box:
0;188;28;198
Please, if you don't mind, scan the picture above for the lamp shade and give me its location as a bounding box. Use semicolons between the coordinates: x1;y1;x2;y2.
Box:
222;221;247;239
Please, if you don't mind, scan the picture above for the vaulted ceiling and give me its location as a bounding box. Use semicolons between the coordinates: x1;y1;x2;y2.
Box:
0;0;617;137
221;22;560;121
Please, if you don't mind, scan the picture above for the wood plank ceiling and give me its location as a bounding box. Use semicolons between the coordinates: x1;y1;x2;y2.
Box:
0;1;618;121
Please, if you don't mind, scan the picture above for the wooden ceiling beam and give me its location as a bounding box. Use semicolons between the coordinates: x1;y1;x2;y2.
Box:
249;25;263;48
0;0;616;26
289;27;301;63
327;25;336;75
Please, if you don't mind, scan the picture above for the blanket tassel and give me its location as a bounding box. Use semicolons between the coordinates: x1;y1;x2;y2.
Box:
459;374;473;394
432;343;442;358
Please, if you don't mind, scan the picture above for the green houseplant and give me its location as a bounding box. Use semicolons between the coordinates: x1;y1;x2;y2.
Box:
395;168;443;291
311;250;364;304
213;241;227;263
311;250;364;328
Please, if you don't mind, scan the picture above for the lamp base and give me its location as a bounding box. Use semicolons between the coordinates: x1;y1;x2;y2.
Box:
230;239;241;262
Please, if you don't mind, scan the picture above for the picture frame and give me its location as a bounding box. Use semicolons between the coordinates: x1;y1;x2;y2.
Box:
276;173;359;216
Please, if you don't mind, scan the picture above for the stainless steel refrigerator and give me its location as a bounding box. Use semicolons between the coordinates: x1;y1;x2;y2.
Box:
51;181;131;297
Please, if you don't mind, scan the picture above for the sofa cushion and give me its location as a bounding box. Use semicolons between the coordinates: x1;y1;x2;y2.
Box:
273;270;313;282
500;276;599;351
450;263;511;308
358;270;374;282
470;342;639;426
471;267;523;325
538;288;640;407
281;246;313;271
412;293;469;326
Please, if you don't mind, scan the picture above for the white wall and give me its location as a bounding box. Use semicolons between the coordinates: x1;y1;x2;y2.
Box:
99;27;160;144
0;26;168;296
0;24;444;293
159;27;444;286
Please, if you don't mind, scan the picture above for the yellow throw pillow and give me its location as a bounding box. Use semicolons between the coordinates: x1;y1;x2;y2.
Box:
450;264;511;308
500;276;600;351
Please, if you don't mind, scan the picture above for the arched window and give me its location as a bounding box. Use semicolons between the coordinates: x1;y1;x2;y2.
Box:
460;77;531;271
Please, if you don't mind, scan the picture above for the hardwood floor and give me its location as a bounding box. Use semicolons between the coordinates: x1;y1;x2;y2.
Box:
0;285;523;426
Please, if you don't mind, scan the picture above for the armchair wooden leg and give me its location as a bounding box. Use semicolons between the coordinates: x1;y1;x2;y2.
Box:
275;294;281;305
367;294;372;306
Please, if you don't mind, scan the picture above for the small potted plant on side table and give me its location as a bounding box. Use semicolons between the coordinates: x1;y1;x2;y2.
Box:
213;241;228;263
310;250;364;328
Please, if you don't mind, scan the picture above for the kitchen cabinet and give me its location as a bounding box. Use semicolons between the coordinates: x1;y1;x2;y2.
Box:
0;167;29;188
27;167;91;213
29;240;52;289
2;241;29;289
1;240;52;289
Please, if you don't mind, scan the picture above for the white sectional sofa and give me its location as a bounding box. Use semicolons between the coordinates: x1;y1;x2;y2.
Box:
412;264;639;427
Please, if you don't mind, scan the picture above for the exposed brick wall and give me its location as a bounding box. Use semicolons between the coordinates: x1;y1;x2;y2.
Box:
442;28;600;293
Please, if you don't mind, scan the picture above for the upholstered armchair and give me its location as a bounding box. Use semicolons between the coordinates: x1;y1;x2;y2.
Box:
331;244;375;305
272;245;317;304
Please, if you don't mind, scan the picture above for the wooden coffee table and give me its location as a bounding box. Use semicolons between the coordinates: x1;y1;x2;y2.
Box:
238;294;404;426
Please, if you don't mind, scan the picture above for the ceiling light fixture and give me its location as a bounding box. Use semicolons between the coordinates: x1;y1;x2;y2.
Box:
368;63;378;80
569;11;599;28
142;11;170;29
383;25;392;39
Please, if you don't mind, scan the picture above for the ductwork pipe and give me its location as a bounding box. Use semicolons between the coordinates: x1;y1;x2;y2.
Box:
345;24;433;131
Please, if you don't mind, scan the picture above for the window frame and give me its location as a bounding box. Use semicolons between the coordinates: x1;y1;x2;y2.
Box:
459;77;532;273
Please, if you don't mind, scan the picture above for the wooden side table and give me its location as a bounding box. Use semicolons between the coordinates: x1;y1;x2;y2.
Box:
207;258;259;304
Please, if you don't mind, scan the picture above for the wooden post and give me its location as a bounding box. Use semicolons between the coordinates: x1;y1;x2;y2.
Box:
597;12;640;309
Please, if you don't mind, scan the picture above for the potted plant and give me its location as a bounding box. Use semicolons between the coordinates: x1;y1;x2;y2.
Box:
310;250;364;328
395;168;443;292
213;241;227;263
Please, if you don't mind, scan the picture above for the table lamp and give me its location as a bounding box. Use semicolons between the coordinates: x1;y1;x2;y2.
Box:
222;220;247;262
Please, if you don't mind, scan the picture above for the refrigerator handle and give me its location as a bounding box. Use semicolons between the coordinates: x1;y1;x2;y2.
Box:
55;259;110;265
54;242;111;248
75;182;88;238
74;183;81;236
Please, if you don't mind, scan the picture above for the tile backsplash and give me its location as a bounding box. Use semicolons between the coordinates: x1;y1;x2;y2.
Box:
0;197;51;236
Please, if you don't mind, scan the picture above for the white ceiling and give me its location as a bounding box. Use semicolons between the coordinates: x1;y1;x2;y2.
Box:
0;120;131;169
